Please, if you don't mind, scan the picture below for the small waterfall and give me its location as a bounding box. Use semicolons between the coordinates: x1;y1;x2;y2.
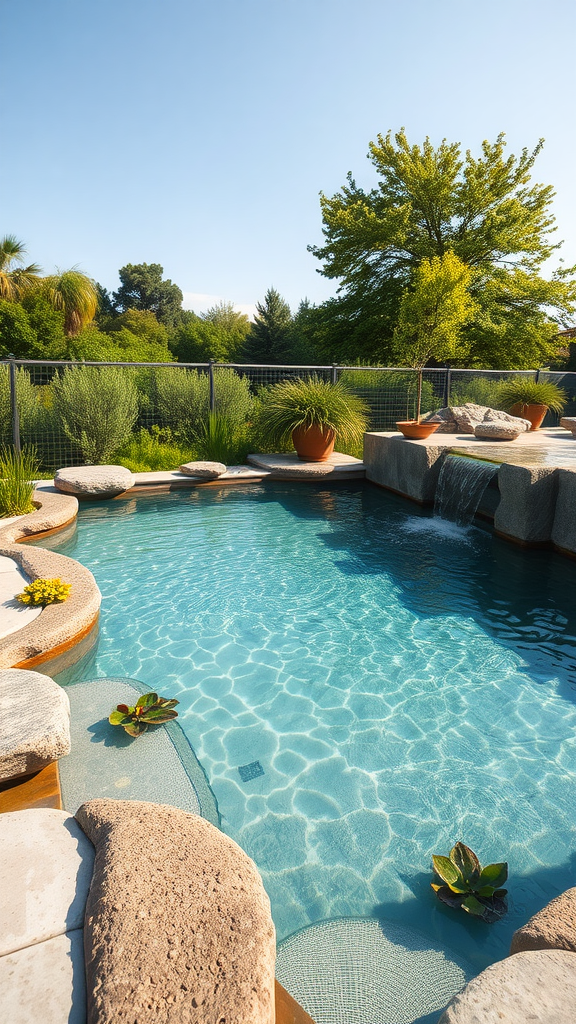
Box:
434;454;498;526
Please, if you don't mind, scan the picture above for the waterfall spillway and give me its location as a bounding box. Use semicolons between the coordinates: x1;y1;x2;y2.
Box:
434;454;498;526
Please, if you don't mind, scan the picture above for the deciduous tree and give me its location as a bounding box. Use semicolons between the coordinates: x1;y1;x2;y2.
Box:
310;131;576;367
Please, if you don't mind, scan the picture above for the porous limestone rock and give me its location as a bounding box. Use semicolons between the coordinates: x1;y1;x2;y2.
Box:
438;949;576;1023
178;460;227;478
54;465;134;498
474;421;523;441
0;669;71;780
510;888;576;954
0;808;94;956
424;404;530;435
75;799;276;1024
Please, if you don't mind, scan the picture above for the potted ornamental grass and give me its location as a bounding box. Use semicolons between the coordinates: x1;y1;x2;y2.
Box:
498;378;567;431
256;376;368;461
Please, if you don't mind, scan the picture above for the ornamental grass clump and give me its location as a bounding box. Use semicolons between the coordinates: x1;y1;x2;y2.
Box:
498;378;567;414
432;841;508;922
17;577;71;606
256;376;368;449
109;692;179;738
0;445;39;517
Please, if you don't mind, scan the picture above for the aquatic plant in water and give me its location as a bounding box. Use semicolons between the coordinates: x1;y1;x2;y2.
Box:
431;841;508;922
109;692;179;737
17;577;71;606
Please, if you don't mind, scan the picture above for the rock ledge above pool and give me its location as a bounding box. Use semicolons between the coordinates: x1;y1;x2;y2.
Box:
178;460;227;478
54;466;135;499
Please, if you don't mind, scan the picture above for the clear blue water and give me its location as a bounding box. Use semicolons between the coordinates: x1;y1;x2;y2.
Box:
37;482;576;970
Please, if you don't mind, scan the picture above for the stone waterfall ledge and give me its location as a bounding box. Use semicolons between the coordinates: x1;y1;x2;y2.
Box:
76;799;276;1024
363;431;576;555
494;463;559;545
0;488;101;670
552;469;576;556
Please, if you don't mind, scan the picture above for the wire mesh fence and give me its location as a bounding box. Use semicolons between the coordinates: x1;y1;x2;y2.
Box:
1;358;575;471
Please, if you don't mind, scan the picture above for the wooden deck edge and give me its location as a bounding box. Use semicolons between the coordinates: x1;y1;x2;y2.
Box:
275;979;316;1024
0;761;62;814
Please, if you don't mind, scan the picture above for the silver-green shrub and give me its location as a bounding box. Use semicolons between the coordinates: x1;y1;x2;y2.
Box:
155;367;252;439
0;366;47;445
51;366;138;464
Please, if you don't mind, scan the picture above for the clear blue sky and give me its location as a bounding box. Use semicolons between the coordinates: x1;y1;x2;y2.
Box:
2;0;575;317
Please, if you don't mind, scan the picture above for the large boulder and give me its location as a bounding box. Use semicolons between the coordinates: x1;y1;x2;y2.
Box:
424;404;530;435
438;949;576;1023
510;888;576;954
54;465;135;499
76;799;276;1024
560;416;576;436
178;460;226;478
0;669;71;781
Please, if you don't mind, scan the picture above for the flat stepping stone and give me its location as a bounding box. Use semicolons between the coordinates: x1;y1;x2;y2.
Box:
438;949;576;1023
54;465;134;498
560;417;576;435
276;916;474;1024
0;929;86;1024
178;460;226;478
0;808;94;956
0;670;71;781
58;677;218;825
247;452;365;479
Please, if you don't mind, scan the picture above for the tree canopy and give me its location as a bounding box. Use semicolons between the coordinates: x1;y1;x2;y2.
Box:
243;287;292;363
113;263;184;326
0;236;42;301
310;130;576;367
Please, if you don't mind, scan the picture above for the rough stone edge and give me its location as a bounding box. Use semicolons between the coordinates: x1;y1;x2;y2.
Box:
0;489;101;669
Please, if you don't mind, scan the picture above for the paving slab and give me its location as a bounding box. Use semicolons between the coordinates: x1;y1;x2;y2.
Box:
247;452;365;479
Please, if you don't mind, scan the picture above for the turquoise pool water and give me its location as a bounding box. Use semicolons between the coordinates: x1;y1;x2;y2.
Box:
39;482;576;969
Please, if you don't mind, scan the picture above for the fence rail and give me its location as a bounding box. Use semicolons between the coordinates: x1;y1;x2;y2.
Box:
2;358;575;470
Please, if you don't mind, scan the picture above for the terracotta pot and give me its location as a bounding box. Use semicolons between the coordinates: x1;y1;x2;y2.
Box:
510;402;548;431
395;420;440;440
292;424;336;461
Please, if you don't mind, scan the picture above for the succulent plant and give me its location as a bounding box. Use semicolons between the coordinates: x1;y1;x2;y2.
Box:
109;692;179;738
432;842;508;922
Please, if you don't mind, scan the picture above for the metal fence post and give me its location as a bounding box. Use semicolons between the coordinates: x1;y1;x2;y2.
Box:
331;363;338;385
209;359;215;412
443;367;452;408
8;355;21;454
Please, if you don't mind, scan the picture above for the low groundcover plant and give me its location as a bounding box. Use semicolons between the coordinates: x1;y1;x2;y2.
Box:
17;577;72;606
431;841;508;922
109;692;179;737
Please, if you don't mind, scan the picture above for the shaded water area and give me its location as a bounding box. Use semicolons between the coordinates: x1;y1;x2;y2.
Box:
33;482;576;972
434;454;498;526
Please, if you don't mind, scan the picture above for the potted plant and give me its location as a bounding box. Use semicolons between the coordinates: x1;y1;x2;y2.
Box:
497;378;567;431
256;376;368;461
393;252;477;439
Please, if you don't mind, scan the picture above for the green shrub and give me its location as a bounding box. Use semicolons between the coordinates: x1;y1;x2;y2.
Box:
51;366;138;464
339;369;435;429
0;367;47;445
0;445;39;517
448;376;507;409
155;367;252;439
114;426;196;473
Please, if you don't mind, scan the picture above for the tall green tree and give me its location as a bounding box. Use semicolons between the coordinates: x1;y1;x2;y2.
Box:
0;236;42;300
310;131;576;367
113;263;183;326
243;287;292;363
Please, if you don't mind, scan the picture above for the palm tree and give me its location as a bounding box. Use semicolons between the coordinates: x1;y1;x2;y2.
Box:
41;269;98;336
0;235;42;300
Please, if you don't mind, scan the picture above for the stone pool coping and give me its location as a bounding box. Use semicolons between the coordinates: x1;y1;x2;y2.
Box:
0;488;101;670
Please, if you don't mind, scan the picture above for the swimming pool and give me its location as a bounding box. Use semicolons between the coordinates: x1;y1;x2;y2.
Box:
38;481;576;970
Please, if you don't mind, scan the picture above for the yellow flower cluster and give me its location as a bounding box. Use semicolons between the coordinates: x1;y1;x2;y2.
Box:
17;577;72;607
